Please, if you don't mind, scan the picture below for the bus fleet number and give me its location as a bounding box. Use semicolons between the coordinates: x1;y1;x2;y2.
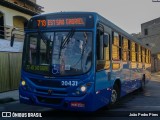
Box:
61;81;78;87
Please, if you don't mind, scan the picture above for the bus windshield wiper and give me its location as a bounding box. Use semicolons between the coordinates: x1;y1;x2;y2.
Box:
37;30;51;64
61;29;75;49
37;30;48;44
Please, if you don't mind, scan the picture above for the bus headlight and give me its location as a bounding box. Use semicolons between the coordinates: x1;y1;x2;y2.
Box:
80;86;87;92
72;82;93;96
21;80;26;86
20;79;31;91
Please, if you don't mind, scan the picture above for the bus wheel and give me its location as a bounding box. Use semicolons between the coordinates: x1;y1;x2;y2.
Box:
111;84;119;104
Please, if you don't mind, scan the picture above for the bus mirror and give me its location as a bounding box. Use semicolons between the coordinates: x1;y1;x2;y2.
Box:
10;34;15;47
104;34;109;47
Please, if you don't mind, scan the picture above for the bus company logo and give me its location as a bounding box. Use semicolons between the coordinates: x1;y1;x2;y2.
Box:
2;112;11;117
48;89;53;95
152;0;160;2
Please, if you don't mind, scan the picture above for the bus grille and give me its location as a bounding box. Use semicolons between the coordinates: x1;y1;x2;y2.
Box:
36;89;67;96
30;78;68;88
37;96;62;104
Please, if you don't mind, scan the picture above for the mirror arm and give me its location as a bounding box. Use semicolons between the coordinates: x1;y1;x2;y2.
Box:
11;28;16;36
10;28;16;47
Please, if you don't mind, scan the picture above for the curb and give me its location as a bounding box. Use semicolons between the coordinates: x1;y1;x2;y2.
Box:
0;97;16;104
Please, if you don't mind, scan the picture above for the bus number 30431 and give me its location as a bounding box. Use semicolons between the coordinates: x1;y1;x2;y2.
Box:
61;81;78;87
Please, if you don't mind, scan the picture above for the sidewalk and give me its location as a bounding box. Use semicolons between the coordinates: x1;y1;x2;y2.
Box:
0;90;19;104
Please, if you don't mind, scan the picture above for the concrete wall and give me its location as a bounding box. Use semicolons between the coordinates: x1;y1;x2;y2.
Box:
140;17;160;72
9;0;39;13
13;16;26;28
0;5;31;40
141;17;160;36
0;5;31;27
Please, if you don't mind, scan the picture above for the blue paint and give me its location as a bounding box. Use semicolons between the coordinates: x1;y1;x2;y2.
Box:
19;12;151;112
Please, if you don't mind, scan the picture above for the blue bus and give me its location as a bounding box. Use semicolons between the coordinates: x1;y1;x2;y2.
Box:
11;12;151;111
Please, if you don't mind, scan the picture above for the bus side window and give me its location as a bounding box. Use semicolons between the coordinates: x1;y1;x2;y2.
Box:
112;32;119;60
122;37;128;61
141;47;145;63
128;40;131;61
146;49;150;64
119;35;122;60
131;41;136;62
149;50;151;64
137;44;142;63
104;33;110;61
135;43;138;62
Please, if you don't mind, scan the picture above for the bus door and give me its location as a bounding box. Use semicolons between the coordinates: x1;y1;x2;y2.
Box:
95;23;111;93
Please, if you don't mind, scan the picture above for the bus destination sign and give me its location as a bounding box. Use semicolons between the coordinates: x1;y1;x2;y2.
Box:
37;18;86;27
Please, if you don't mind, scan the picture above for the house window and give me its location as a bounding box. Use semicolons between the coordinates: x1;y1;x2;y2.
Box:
144;28;148;35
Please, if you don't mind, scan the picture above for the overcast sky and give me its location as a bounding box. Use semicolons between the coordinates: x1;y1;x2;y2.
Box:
37;0;160;34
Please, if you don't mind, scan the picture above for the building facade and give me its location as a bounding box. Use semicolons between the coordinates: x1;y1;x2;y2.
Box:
135;17;160;72
0;0;43;41
0;0;43;92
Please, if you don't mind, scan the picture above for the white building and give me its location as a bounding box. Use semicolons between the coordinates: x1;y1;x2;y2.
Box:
0;1;43;92
0;0;43;41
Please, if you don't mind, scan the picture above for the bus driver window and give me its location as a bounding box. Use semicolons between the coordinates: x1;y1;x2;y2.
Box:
97;28;104;60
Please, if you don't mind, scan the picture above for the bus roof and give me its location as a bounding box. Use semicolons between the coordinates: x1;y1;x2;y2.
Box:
31;12;150;49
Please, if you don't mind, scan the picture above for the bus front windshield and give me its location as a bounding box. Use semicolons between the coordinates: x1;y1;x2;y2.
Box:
23;31;92;76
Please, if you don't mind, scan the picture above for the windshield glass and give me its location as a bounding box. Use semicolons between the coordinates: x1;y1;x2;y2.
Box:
23;31;92;76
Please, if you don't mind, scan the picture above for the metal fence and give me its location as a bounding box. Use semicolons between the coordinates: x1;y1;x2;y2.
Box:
0;52;22;92
0;25;25;41
0;25;24;92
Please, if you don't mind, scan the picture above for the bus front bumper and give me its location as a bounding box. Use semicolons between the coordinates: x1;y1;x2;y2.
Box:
19;88;97;112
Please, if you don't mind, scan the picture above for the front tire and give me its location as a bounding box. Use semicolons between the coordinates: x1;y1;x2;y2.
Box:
110;84;119;104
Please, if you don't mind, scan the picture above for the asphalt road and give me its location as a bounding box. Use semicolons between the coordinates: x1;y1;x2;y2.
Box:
1;73;160;119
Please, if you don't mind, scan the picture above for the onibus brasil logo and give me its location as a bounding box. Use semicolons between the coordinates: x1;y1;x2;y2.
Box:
2;112;42;118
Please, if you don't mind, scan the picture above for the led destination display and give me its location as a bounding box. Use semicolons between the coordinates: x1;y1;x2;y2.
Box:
28;14;94;29
37;18;85;27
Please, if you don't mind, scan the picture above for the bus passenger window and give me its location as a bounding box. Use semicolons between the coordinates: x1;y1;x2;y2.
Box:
112;32;119;60
149;50;151;63
128;40;131;61
145;49;149;63
141;47;145;63
119;35;122;60
138;45;141;62
122;38;128;61
131;41;136;62
135;44;138;62
104;33;110;61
